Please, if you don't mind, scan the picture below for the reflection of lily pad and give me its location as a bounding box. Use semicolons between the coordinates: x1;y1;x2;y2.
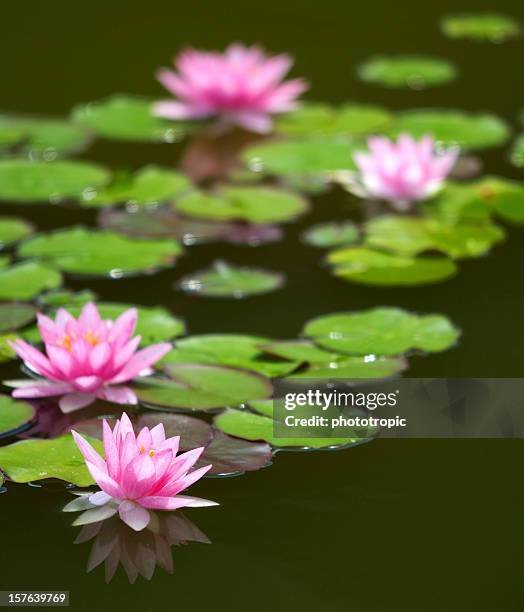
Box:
82;165;191;207
389;110;509;150
304;307;460;355
0;217;33;249
302;221;359;248
136;413;213;451
365;215;504;258
440;13;521;42
177;261;284;298
0;160;111;203
0;262;62;300
0;303;37;332
175;186;308;224
276;103;392;136
18;227;182;276
135;363;272;411
0;434;102;485
0;396;36;438
328;247;457;286
72;94;189;142
358;55;457;89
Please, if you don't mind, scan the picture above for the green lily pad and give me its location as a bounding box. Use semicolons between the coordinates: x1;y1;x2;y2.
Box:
0;433;103;485
260;340;345;365
0;217;33;249
358;55;457;89
214;407;361;449
0;303;37;332
243;138;358;177
162;334;298;378
72;94;189;142
0;160;111;203
38;289;97;307
289;355;407;379
364;215;505;258
0;396;36;438
0;114;91;159
440;13;521;42
302;221;359;248
82;165;191;207
175;186;308;224
389;110;510;150
18;227;182;276
303;307;460;355
424;182;493;224
178;261;284;298
135;363;272;411
0;124;25;149
328;247;457;286
0;262;62;300
510;134;524;168
276;103;392;137
0;334;16;363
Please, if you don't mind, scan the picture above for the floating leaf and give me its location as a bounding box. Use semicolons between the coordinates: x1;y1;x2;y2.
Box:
510;134;524;168
358;55;457;89
0;396;36;438
389;110;509;150
328;247;457;286
0;124;24;148
0;114;91;158
214;407;361;449
72;94;190;142
38;289;97;307
196;430;272;475
177;261;284;298
302;221;359;248
0;303;37;332
82;166;191;207
0;217;33;249
364;215;504;258
175;186;308;224
424;182;493;224
135;363;272;411
304;307;460;355
289;356;407;379
0;160;111;203
18;227;182;276
136;413;213;451
440;13;521;42
276;103;392;136
0;434;102;485
0;334;16;363
0;262;62;300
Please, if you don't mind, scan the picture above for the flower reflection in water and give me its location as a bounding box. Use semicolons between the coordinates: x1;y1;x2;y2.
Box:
74;511;210;583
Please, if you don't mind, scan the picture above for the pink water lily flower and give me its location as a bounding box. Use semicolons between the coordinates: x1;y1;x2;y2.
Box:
153;43;308;133
6;303;171;413
353;134;458;206
69;413;217;531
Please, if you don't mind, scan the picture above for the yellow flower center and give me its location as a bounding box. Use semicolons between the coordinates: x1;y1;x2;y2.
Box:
139;446;155;458
82;329;100;347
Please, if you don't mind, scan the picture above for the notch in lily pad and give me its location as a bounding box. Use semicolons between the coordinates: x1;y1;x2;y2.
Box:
177;261;285;298
357;55;457;89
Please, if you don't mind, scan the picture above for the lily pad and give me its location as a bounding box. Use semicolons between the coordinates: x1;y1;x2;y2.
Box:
389;110;510;150
82;166;191;207
358;55;457;89
177;261;284;298
137;413;213;451
440;13;521;42
328;247;457;286
510;134;524;168
289;355;407;379
0;396;36;438
0;160;111;203
0;434;103;486
0;114;91;159
38;289;97;307
175;186;308;224
302;221;359;248
276;103;392;136
364;215;505;258
0;217;33;249
72;94;189;142
0;302;37;332
214;407;361;449
0;334;16;363
0;262;62;300
135;363;272;411
18;227;182;276
303;307;460;355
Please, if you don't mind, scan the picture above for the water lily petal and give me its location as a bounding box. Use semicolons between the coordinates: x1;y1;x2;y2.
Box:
60;393;96;413
118;500;150;531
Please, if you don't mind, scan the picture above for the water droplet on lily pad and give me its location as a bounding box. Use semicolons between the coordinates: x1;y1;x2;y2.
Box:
358;55;457;89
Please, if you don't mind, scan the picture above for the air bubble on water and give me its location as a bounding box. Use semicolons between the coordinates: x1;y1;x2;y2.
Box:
82;187;97;201
109;269;124;279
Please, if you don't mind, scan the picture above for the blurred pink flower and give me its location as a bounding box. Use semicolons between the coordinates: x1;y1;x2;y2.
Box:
6;303;171;413
153;43;308;133
69;413;217;531
353;134;458;205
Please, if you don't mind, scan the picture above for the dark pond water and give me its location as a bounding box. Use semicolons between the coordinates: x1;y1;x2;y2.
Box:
1;0;524;610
